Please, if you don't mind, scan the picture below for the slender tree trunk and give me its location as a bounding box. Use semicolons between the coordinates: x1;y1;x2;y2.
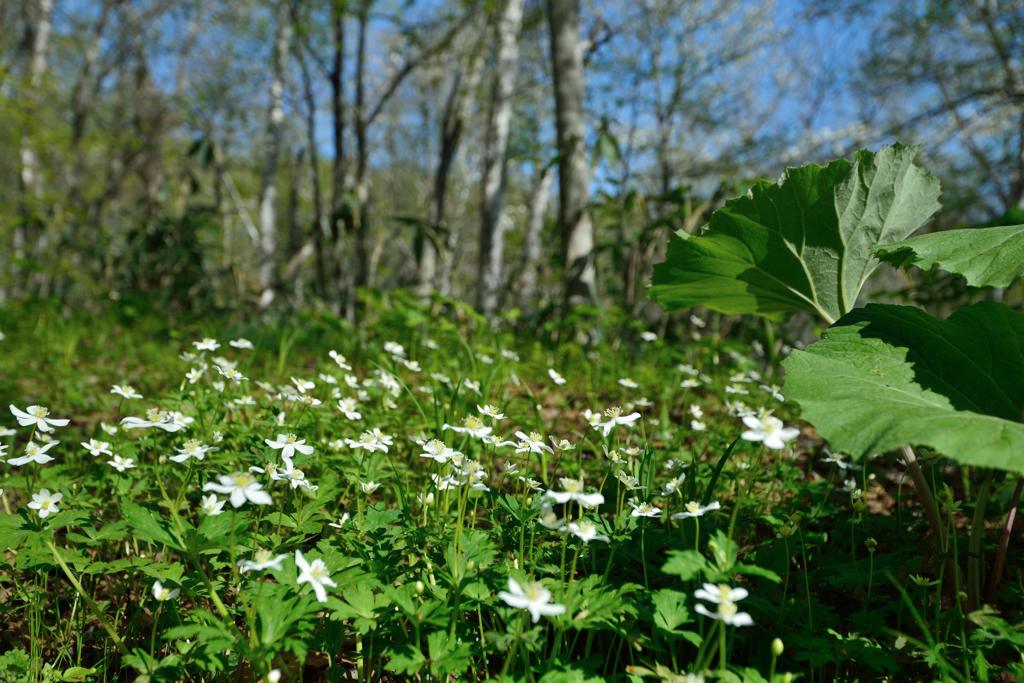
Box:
417;34;484;299
329;0;348;311
547;0;597;309
296;33;328;298
345;3;370;320
519;163;553;311
11;0;53;299
476;0;524;316
416;72;464;299
257;0;292;308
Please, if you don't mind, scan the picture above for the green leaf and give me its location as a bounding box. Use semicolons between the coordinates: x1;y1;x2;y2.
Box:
650;144;940;323
875;225;1024;287
661;550;708;580
121;502;181;550
783;302;1024;472
651;588;692;636
385;644;426;675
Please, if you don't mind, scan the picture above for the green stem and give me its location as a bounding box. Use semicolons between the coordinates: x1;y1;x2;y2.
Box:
48;541;129;656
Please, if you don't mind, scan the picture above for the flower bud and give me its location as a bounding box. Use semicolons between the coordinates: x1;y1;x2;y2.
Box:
771;638;784;657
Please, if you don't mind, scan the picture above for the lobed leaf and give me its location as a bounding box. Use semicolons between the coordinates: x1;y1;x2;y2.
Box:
783;302;1024;472
649;144;941;323
875;225;1024;287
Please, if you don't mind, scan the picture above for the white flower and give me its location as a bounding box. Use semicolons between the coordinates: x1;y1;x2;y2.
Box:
152;580;180;602
360;481;380;495
193;338;219;351
265;434;315;462
640;331;658;342
291;377;315;394
501;349;520;361
7;440;59;466
419;439;457;464
337;398;362;420
547;369;567;385
346;429;393;453
328;512;351;529
329;350;352;370
463;379;481;395
272;461;317;491
0;426;15;437
629;501;661;518
200;494;225;516
169;439;217;463
216;365;247;383
740;414;799;450
121;409;193;432
100;422;118;435
659;473;687;496
822;451;852;470
28;488;62;518
107;455;135;472
442;416;492;440
111;384;143;400
680;378;701;389
671;500;721;520
295;550;336;603
239;549;287;573
384;341;406;358
566;519;609;543
229;338;254;349
203;473;273;508
514;431;554;455
689;315;706;329
81;438;112;457
595;407;641;437
693;583;753;627
185;366;205;384
618;377;639;389
477;404;505;420
498;578;565;623
544;478;604;508
9;405;69;432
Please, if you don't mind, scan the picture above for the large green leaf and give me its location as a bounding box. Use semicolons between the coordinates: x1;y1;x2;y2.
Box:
649;144;941;323
782;302;1024;473
875;225;1024;287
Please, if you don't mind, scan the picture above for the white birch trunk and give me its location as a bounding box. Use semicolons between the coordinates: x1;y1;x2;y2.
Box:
547;0;597;308
257;0;292;308
476;0;524;315
519;164;553;311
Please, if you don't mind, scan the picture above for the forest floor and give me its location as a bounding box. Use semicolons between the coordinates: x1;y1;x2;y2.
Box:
0;296;1020;682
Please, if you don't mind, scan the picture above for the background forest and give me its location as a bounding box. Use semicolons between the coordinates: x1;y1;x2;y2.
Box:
2;0;1023;318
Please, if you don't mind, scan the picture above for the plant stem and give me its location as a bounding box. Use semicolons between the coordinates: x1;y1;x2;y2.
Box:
966;471;994;611
987;476;1023;603
48;541;129;656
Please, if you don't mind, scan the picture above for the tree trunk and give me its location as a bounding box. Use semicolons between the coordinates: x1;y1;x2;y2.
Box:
296;32;328;299
418;33;484;299
329;0;348;311
519;162;553;311
476;0;524;316
346;3;370;320
10;0;53;299
257;0;292;308
547;0;597;309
